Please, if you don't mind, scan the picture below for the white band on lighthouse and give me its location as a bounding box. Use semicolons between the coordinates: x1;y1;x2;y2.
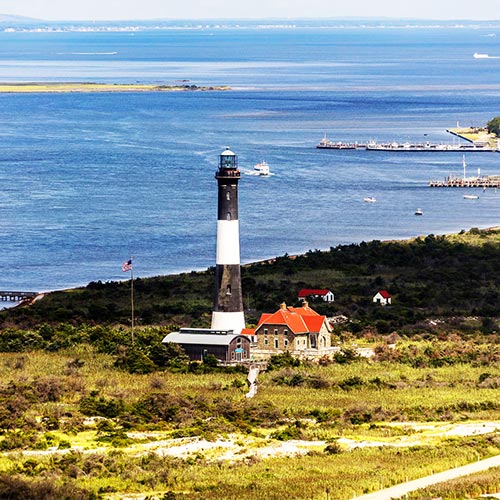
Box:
216;220;241;265
211;311;246;334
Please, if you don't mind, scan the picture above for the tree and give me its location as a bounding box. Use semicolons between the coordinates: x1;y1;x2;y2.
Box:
486;116;500;136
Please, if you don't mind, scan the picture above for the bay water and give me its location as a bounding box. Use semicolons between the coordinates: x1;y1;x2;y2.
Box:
0;25;499;292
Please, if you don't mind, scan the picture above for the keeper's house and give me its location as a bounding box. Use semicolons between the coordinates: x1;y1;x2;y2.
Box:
162;328;251;363
245;302;332;358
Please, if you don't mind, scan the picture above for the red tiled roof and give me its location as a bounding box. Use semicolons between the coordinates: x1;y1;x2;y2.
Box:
241;328;256;336
288;305;320;317
298;288;331;298
303;315;326;332
256;304;328;334
378;290;391;298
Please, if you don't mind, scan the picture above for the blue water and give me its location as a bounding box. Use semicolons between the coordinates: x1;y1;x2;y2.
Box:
0;26;499;291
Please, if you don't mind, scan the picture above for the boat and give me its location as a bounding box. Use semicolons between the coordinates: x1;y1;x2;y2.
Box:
463;194;479;199
316;135;362;149
253;160;270;176
363;197;376;203
473;53;490;59
415;208;423;216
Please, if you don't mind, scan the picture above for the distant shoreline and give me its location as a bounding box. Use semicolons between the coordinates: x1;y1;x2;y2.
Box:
0;82;231;93
21;225;498;296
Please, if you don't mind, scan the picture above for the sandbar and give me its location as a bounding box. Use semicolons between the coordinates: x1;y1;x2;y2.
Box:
0;82;230;93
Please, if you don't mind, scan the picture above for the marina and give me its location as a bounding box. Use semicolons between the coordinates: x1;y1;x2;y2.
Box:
428;176;500;188
317;127;500;152
429;155;500;188
364;141;497;152
317;137;498;152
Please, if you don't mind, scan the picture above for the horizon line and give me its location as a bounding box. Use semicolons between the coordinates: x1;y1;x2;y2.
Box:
2;15;500;23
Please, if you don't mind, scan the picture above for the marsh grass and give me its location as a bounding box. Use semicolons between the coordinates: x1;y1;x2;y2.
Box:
0;348;499;498
406;466;500;499
2;437;497;499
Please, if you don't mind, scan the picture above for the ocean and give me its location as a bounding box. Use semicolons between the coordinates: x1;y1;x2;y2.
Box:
0;23;499;292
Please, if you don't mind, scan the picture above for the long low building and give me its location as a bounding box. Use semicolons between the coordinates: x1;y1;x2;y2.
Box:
162;328;251;363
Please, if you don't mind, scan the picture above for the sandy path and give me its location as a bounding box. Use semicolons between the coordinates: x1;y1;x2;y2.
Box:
352;454;500;500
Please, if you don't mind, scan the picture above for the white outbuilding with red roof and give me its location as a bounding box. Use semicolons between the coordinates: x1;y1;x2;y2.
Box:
373;290;392;306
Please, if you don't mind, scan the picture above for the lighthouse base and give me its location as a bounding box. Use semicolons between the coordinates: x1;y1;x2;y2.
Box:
211;311;246;335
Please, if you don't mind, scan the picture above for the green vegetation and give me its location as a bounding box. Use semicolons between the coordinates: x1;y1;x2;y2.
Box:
3;228;499;337
0;229;498;498
487;116;500;137
0;347;498;499
408;467;500;499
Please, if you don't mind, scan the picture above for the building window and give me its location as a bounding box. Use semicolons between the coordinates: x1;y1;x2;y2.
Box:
284;329;288;336
274;338;279;349
226;284;232;295
264;328;268;335
274;329;278;336
227;212;231;220
264;336;268;346
226;192;230;201
284;338;288;348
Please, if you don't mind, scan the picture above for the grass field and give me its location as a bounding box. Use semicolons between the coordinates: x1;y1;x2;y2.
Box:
0;346;498;499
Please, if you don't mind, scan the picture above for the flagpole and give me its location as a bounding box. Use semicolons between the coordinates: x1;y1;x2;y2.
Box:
130;257;135;344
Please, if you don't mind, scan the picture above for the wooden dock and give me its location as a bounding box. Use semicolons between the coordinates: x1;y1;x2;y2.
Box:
0;291;38;302
429;176;500;188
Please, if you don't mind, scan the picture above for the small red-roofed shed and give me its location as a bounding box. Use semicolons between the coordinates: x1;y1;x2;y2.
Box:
298;288;335;302
373;290;392;306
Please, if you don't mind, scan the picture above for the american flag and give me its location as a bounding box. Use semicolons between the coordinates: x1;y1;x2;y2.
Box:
122;258;133;272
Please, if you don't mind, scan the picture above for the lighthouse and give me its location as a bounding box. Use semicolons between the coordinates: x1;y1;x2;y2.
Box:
211;147;245;334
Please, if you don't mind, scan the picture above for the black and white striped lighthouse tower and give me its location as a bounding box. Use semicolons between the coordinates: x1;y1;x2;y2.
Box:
211;147;245;334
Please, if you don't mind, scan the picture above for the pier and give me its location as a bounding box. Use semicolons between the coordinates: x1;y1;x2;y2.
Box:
317;128;500;152
317;138;498;152
429;176;500;188
0;291;38;302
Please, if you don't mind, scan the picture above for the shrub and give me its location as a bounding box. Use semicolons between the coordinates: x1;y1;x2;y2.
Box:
325;440;342;454
339;376;364;391
114;347;156;374
79;391;124;418
270;421;306;441
487;116;500;136
0;474;93;500
333;347;360;364
266;352;301;371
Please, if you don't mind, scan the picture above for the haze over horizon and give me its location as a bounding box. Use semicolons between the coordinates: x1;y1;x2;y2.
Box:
0;0;498;22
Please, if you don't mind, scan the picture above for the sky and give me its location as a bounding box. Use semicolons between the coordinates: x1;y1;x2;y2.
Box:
0;0;498;21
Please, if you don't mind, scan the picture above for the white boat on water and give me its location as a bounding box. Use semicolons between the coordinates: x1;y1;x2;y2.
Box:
473;52;489;59
463;194;479;199
415;208;423;216
363;196;376;203
253;160;270;176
